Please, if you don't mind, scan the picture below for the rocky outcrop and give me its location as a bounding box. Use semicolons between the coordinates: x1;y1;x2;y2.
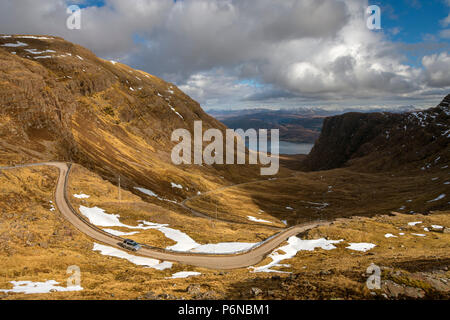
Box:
303;95;450;171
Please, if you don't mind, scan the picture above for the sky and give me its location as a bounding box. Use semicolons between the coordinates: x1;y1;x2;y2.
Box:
0;0;449;111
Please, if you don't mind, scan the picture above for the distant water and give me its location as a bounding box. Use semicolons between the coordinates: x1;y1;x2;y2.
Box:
278;141;314;155
245;140;314;155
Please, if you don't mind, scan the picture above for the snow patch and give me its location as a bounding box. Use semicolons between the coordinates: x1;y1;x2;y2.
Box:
251;237;343;273
135;187;178;204
2;41;27;47
428;194;446;202
385;233;397;238
16;36;52;40
93;243;172;270
74;193;90;199
248;216;272;224
151;224;199;252
145;221;259;253
135;187;158;198
171;182;183;189
81;205;263;255
408;221;422;226
137;221;259;254
169;104;184;119
346;243;376;252
79;206;159;230
167;272;201;279
24;48;55;54
0;280;82;294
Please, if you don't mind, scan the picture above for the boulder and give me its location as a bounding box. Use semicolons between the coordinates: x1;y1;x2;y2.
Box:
251;287;263;297
187;284;202;295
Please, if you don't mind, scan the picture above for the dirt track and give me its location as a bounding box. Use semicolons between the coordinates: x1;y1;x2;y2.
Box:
0;162;329;269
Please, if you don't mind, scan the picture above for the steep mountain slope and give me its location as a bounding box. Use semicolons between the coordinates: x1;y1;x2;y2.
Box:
303;95;450;172
0;35;263;202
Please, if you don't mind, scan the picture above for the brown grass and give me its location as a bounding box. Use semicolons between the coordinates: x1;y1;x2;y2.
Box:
186;165;449;226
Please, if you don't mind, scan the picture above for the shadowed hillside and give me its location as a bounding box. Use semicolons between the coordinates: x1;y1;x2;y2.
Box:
303;95;450;172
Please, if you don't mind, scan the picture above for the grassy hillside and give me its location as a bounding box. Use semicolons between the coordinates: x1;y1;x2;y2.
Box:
1;166;448;300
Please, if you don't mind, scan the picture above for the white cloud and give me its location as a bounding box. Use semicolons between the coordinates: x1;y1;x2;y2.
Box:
0;0;448;109
422;52;450;87
179;69;260;106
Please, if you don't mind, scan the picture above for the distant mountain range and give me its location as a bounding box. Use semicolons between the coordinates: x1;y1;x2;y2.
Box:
207;105;419;119
207;105;422;144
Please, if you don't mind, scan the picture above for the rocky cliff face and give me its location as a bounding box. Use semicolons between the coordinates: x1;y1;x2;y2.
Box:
0;35;261;200
303;95;450;172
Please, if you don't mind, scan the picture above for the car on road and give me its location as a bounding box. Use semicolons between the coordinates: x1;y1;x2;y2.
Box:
119;239;141;252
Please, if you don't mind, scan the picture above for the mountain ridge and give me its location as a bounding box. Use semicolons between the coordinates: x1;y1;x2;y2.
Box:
0;34;263;203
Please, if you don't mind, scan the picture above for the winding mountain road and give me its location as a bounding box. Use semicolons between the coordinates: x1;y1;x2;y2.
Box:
0;162;329;269
181;175;299;229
